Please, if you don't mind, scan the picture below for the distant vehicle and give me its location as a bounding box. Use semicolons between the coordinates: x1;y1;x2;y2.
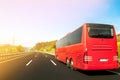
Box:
55;23;119;70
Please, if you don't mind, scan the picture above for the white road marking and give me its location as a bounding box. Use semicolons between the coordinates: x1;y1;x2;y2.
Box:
26;60;32;66
50;59;57;66
107;70;120;75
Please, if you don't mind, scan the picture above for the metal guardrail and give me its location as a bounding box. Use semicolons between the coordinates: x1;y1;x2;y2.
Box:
0;53;18;56
0;52;28;57
0;52;34;63
0;53;27;63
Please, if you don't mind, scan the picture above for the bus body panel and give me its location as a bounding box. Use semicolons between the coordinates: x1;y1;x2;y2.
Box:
84;25;118;70
55;23;119;70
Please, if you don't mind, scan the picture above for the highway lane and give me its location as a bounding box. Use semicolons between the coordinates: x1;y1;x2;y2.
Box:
0;52;120;80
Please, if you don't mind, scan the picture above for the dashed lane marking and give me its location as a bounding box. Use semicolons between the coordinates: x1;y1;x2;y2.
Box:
50;59;57;66
26;60;32;66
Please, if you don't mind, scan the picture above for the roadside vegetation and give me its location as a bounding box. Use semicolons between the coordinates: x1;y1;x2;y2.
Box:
33;40;57;54
117;34;120;61
118;42;120;58
0;44;25;54
117;44;120;59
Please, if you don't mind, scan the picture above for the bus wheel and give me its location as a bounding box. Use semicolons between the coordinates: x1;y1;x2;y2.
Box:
66;58;69;67
70;59;76;70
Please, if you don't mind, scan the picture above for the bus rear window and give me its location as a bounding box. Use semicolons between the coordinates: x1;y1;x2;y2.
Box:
88;25;114;38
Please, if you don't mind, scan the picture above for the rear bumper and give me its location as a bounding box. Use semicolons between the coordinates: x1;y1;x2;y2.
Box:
83;64;119;70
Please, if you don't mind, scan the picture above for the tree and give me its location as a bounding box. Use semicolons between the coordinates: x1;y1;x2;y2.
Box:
16;45;25;52
33;40;57;53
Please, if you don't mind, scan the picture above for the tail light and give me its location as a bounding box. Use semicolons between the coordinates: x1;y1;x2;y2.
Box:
113;56;118;61
83;48;92;63
84;56;92;62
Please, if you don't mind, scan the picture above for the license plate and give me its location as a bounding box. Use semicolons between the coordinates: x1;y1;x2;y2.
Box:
99;59;108;62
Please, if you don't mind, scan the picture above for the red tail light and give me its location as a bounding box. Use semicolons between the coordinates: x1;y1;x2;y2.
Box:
84;56;92;62
83;48;92;63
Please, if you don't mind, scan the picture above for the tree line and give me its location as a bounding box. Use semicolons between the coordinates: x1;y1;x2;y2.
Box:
33;40;57;53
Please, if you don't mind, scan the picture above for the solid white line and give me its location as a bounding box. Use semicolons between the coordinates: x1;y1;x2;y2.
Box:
26;60;32;66
50;59;57;66
107;70;120;75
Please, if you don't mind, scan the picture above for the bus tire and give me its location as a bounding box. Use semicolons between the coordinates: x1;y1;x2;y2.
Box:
66;58;69;67
70;59;76;70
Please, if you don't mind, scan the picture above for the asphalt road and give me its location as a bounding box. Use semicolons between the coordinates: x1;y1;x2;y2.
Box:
0;52;120;80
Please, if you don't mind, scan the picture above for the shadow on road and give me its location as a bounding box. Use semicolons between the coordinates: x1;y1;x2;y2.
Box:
76;70;116;76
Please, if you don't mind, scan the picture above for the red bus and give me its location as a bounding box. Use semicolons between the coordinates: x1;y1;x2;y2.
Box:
55;23;119;70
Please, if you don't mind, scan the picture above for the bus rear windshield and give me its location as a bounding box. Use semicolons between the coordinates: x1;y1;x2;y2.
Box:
88;25;114;38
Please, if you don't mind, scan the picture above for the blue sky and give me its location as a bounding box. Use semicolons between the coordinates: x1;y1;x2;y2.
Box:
0;0;120;47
